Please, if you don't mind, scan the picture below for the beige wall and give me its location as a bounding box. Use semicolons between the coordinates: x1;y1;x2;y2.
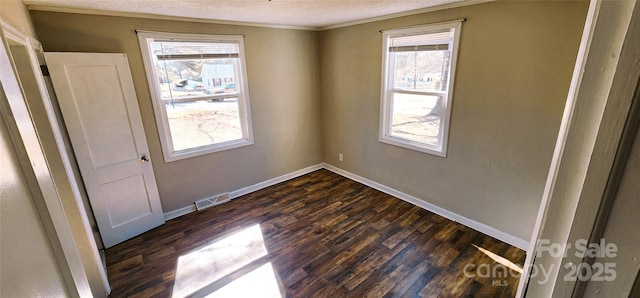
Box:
30;12;323;211
0;0;38;37
320;0;588;241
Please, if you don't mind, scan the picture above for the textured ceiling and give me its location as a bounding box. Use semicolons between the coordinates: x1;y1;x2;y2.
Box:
23;0;479;29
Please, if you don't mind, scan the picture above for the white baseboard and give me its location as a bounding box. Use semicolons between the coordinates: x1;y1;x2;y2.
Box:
229;164;324;199
163;162;529;250
322;163;530;250
164;205;196;221
163;163;324;221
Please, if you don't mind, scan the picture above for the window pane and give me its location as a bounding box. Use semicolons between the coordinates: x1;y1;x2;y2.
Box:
392;50;450;92
156;58;238;100
165;99;243;151
390;93;442;147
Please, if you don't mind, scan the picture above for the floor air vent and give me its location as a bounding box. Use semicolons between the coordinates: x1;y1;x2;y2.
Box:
195;193;230;211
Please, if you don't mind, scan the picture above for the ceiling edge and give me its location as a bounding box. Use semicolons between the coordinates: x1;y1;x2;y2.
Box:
26;5;319;31
26;0;496;32
319;0;495;30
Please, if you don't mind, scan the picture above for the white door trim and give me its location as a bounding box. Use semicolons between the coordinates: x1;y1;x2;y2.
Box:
0;18;110;297
516;0;640;296
1;20;91;298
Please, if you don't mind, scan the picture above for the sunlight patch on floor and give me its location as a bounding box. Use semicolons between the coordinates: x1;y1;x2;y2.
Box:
204;262;282;298
172;224;268;297
473;244;523;273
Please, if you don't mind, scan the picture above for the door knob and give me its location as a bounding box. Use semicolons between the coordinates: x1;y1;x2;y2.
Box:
141;155;150;162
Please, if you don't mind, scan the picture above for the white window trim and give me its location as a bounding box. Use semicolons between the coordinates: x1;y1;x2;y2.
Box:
379;21;462;157
137;31;254;162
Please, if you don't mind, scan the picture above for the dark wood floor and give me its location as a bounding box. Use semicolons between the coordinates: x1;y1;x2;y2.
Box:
105;169;525;297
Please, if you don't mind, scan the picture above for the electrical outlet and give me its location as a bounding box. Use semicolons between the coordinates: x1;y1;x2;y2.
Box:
339;153;344;162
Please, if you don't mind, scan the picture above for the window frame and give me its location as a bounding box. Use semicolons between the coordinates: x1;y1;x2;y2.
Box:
137;31;254;162
379;21;462;157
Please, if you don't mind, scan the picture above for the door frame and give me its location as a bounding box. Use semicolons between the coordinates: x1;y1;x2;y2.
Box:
516;0;640;296
0;18;110;297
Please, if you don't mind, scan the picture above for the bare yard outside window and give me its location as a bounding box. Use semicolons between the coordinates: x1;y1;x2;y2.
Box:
390;93;441;145
138;32;253;161
380;21;462;157
165;99;242;151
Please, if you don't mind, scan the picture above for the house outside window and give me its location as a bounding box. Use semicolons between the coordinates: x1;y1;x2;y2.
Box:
379;21;462;157
138;32;254;162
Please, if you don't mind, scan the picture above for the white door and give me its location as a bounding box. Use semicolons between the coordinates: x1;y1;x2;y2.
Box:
44;52;164;248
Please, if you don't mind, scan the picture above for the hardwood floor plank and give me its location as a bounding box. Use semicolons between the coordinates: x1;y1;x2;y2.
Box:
105;169;525;297
365;264;412;298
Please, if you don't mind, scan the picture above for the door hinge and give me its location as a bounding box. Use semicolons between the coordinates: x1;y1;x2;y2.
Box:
40;65;50;76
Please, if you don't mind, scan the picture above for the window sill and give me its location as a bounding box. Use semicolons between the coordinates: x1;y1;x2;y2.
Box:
164;138;254;162
379;136;446;157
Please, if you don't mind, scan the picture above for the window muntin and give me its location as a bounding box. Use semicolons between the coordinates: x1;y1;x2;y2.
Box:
138;32;253;162
380;22;461;157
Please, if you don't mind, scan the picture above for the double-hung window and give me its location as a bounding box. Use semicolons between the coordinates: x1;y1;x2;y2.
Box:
138;32;253;162
380;21;462;157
